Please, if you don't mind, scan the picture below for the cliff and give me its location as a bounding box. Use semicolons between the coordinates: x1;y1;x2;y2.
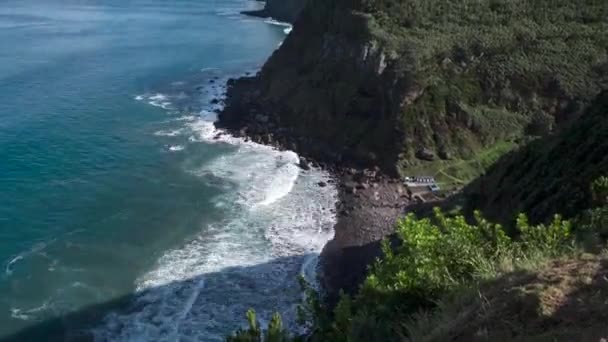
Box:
221;0;608;303
242;0;308;24
222;0;608;177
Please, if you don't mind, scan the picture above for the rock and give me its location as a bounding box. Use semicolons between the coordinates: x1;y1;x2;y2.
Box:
318;181;327;187
255;114;269;123
356;182;369;190
416;148;436;161
298;158;311;170
353;172;366;183
345;183;358;194
239;126;248;137
363;168;375;178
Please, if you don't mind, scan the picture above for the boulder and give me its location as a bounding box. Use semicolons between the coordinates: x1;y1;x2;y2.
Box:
356;182;369;190
298;158;311;171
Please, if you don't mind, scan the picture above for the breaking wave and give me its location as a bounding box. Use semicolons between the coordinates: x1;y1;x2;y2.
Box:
95;74;337;341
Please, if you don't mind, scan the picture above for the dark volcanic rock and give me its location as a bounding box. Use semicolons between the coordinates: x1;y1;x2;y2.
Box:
298;158;311;170
242;0;308;24
320;176;409;305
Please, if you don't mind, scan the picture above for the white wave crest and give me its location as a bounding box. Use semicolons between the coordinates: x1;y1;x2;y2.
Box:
154;128;184;137
102;75;337;341
168;145;185;152
134;93;173;109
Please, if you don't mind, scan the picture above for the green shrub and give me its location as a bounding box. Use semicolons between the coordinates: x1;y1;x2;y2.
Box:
592;176;608;206
226;309;293;342
228;208;582;341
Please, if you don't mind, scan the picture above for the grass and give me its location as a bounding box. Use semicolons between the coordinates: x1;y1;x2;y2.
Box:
403;251;608;341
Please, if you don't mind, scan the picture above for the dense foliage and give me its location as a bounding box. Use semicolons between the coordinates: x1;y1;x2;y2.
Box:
464;90;608;226
226;205;608;341
225;0;608;340
225;0;607;178
356;0;608;171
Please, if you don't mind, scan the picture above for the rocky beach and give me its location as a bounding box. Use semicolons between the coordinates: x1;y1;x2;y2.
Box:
216;78;412;302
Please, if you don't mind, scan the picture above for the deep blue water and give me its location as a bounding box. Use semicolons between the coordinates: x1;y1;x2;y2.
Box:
0;1;336;340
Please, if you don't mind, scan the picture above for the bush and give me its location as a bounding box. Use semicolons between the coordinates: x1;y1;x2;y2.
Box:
227;208;578;342
592;176;608;206
226;309;293;342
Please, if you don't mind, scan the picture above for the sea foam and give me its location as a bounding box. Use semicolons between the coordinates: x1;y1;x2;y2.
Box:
96;72;337;341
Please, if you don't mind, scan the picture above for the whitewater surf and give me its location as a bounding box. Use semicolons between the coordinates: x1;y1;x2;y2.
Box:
95;72;337;340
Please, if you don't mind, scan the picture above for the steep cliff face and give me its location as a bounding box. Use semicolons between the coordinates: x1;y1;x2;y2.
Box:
223;0;608;176
242;0;308;24
225;0;408;173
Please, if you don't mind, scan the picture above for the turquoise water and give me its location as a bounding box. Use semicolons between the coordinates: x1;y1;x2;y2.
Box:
0;1;336;340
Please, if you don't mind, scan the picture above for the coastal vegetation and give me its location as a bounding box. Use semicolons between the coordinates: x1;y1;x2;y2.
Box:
227;175;608;341
365;0;607;176
223;0;608;340
464;90;608;226
222;0;608;179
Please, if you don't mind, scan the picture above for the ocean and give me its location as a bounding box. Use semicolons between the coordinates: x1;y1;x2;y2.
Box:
0;0;336;340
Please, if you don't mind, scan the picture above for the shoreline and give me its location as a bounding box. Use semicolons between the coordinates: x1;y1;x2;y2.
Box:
215;79;412;302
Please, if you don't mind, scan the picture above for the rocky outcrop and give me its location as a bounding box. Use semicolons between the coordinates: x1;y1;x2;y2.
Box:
223;0;409;175
242;0;308;24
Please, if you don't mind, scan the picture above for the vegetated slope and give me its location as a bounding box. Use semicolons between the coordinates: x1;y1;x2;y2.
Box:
221;0;608;176
227;204;608;341
464;90;608;226
406;253;608;342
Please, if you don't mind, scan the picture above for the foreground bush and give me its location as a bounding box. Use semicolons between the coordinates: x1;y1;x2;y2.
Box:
227;208;578;341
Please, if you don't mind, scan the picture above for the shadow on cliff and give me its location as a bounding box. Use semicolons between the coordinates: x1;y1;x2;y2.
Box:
0;254;317;342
